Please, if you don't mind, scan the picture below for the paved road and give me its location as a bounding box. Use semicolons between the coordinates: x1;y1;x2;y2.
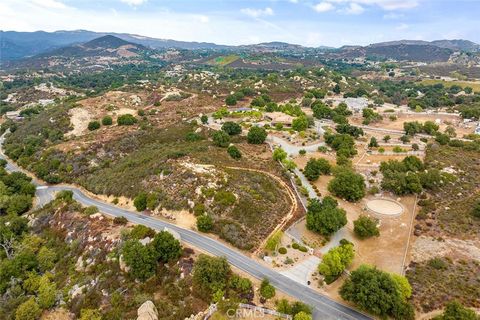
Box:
0;133;371;320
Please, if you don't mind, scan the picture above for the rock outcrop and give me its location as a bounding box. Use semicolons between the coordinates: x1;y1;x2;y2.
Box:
137;301;158;320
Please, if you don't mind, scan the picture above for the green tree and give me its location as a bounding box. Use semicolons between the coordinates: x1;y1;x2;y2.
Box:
88;121;101;131
318;242;354;283
212;130;230;148
133;192;148;211
292;115;309;132
201;115;209;124
122;239;157;281
197;215;213;232
312;102;333;119
368;137;379;148
227;145;241;159
102;116;113;125
303;158;331;181
260;278;276;299
328;168;365;202
247;126;267;144
273;147;287;161
383;135;391;142
306;197;347;236
15;297;41;320
353;215;380;239
193;254;231;298
151;231;182;263
339;265;414;320
221;121;242;135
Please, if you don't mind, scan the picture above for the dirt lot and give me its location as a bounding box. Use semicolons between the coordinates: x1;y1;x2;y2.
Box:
350;112;475;137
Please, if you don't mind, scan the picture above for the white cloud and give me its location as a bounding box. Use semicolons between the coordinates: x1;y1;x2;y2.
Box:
395;23;409;31
383;12;404;19
314;2;335;13
327;0;418;10
120;0;147;6
345;3;365;14
30;0;67;9
198;15;209;23
240;7;274;18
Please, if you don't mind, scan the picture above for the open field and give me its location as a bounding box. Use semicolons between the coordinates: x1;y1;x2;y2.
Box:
207;54;240;66
421;78;480;92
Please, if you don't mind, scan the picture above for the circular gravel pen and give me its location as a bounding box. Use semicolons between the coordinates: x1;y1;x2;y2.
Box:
366;198;404;216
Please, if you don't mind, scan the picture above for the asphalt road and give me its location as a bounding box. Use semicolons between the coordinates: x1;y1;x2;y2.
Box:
0;133;371;320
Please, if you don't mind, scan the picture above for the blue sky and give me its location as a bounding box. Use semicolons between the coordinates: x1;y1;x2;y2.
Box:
1;0;479;47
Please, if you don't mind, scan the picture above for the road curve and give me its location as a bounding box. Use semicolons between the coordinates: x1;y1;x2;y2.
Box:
0;133;371;320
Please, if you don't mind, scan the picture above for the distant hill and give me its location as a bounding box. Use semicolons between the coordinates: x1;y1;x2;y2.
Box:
0;30;229;61
38;35;148;59
369;39;480;52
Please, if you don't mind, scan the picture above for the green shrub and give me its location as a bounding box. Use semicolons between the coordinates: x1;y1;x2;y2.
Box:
102;115;113;125
133;192;148;211
278;247;287;254
260;279;276;299
88;121;101;131
117;114;137;126
227;145;241;159
247;126;267;144
221;121;242;135
214;190;236;206
212;130;230;147
113;216;128;225
197;215;213;232
84;205;99;216
353;215;380;239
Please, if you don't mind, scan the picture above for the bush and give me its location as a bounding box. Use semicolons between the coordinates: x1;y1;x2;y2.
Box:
15;297;41;320
55;190;73;202
197;215;213;232
186;132;202;142
265;231;283;251
102;115;113;125
117;114;137;126
247;126;267;144
353;215;380;239
84;205;99;216
434;301;478;320
133;192;148;211
260;279;276;299
113;216;128;225
471;200;480;218
193;255;231;298
278;247;287;254
225;95;237;106
221;121;242;135
328;168;366;202
212;130;230;147
200;115;208;124
88;121;100;131
130;225;156;240
273;147;287;161
227;145;242;159
214;190;236;206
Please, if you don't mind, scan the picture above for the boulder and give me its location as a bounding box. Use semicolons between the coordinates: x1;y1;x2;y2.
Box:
137;301;158;320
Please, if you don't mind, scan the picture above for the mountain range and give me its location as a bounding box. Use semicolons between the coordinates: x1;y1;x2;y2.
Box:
1;30;479;64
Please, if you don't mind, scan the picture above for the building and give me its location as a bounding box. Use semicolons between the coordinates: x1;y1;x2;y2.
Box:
264;112;294;127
